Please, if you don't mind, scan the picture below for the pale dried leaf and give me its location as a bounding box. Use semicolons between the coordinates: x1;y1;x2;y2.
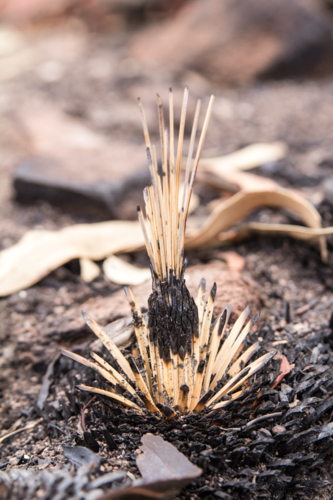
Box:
0;184;330;296
80;258;100;282
0;221;144;296
103;255;151;286
201;169;279;193
100;435;201;500
270;355;291;389
186;189;200;214
137;434;202;482
185;188;327;261
200;142;286;194
201;141;287;172
218;222;333;253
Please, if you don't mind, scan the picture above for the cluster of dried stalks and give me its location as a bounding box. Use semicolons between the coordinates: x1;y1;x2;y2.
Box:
61;296;275;417
61;89;276;417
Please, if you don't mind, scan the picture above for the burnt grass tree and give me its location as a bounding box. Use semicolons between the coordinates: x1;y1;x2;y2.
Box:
60;89;333;499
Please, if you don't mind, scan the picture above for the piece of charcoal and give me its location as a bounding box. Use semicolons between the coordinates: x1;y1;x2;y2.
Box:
317;422;333;441
258;469;281;478
269;458;295;467
250;436;275;448
103;429;118;451
229;446;246;466
315;396;333;419
246;445;266;466
188;443;206;453
236;468;257;477
84;431;100;453
292;479;331;489
220;479;254;490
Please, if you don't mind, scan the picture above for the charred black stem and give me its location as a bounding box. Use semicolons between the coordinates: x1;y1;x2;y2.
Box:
147;268;199;362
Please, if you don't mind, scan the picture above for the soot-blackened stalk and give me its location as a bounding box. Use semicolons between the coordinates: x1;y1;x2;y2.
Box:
147;262;199;362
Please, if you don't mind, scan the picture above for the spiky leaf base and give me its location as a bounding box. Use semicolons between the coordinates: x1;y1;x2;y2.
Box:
61;277;275;419
61;88;275;418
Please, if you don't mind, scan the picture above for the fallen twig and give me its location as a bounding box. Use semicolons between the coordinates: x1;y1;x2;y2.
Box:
0;418;43;445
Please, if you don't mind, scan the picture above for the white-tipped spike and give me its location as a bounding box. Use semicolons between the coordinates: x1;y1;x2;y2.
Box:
228;341;261;377
124;287;152;394
211;313;254;388
61;349;118;386
207;350;277;408
77;384;142;411
210;306;251;388
82;311;136;383
202;305;232;392
90;352;137;397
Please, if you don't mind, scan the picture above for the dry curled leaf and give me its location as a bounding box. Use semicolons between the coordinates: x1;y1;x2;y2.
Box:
0;221;144;296
99;434;202;500
98;478;197;500
270;356;291;389
0;186;330;296
219;222;333;251
186;187;328;261
201;169;280;193
80;258;100;282
200;142;287;172
137;434;202;482
199;142;286;193
103;255;150;286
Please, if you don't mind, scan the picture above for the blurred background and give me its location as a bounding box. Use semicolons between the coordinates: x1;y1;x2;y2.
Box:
2;0;333;245
3;1;333;470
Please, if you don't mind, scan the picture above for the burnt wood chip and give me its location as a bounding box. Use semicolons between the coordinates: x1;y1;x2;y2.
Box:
98;434;202;500
62;445;101;469
220;479;255;490
317;422;333;441
315;396;333;418
214;492;234;500
292;479;331;490
83;430;100;453
103;429;118;451
269;458;295;467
